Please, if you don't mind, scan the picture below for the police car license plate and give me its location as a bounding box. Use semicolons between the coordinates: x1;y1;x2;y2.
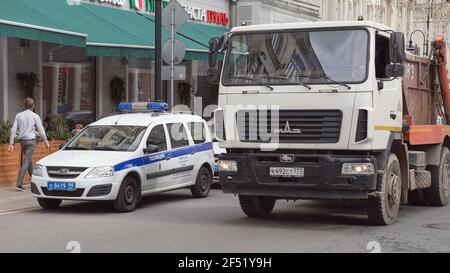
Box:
269;167;304;178
47;182;76;191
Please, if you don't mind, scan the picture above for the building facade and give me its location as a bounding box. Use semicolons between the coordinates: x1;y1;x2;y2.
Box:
0;0;230;126
236;0;322;26
322;0;450;65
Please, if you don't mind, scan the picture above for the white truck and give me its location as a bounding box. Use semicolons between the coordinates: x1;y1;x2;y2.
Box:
208;21;450;225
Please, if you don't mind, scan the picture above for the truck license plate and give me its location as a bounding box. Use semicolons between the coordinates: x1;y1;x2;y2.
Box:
269;167;304;178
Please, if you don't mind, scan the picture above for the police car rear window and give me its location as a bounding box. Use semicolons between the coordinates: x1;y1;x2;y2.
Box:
167;123;190;149
187;122;206;144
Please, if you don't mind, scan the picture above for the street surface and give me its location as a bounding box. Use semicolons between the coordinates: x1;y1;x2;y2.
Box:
1;188;450;253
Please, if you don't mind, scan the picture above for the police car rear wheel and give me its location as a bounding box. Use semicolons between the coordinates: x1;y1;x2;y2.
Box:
114;176;140;213
191;167;212;198
37;198;62;210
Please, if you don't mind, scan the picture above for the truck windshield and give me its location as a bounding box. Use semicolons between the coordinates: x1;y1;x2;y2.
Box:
64;126;147;152
222;29;369;87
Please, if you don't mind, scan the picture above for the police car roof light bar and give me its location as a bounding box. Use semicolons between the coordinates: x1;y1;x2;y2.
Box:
147;102;169;112
117;102;169;113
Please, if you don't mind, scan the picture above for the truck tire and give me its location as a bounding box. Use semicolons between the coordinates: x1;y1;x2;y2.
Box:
238;195;276;218
191;167;212;198
113;176;141;213
37;198;62;210
367;154;402;225
425;147;450;206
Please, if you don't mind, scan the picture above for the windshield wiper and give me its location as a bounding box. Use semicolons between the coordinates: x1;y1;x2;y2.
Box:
225;76;274;91
261;76;311;90
296;74;351;90
64;147;89;151
92;147;116;151
322;76;351;90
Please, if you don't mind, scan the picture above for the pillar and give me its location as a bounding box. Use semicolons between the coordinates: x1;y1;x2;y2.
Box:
37;41;43;118
0;36;7;120
96;56;104;119
72;64;82;111
51;64;60;115
133;70;139;102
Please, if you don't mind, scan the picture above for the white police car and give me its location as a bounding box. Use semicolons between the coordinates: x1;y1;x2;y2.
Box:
31;102;215;212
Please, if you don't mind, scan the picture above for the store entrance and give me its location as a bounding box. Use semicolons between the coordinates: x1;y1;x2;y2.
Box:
42;62;95;130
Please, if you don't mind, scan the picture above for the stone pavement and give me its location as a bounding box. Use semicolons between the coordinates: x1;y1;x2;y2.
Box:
0;185;38;214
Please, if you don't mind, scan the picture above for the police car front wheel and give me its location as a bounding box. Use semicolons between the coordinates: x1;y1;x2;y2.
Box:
191;167;212;198
37;198;62;210
114;176;141;213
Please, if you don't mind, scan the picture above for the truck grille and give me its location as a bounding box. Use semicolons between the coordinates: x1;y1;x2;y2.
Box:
237;110;342;144
46;166;88;179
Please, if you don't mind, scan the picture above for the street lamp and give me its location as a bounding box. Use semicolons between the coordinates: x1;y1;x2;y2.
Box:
407;30;428;57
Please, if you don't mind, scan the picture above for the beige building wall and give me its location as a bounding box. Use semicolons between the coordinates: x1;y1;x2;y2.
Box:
322;0;450;69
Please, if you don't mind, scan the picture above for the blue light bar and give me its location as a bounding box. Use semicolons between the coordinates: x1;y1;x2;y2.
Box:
147;102;169;112
118;102;133;112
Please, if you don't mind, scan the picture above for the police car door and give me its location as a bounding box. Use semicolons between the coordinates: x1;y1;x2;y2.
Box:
142;124;171;191
166;123;195;187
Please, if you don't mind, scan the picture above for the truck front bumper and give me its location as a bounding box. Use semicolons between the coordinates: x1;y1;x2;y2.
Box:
220;153;378;200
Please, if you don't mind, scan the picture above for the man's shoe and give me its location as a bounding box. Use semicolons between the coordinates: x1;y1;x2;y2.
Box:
16;186;26;192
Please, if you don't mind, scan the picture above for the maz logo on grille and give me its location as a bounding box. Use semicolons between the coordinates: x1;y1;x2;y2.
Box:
273;121;302;135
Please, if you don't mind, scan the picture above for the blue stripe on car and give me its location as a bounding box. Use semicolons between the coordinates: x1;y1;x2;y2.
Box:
114;142;213;172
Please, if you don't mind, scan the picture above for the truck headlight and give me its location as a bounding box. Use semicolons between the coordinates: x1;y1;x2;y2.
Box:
341;163;375;175
32;164;44;177
85;166;114;178
218;160;238;172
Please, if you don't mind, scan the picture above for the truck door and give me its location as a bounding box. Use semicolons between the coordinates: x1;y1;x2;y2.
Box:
142;124;171;191
374;33;403;131
166;123;196;187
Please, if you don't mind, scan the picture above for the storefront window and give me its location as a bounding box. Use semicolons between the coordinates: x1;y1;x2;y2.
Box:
127;58;154;102
42;43;95;129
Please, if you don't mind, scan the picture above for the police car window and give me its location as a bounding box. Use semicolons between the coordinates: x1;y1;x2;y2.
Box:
147;125;167;151
167;123;190;149
187;122;206;144
64;126;146;152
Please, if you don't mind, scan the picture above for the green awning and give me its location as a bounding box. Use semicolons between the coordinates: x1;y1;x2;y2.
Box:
0;0;229;60
0;0;86;47
80;2;229;59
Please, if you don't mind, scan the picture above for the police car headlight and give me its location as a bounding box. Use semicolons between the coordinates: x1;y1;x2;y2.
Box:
341;163;375;175
32;164;44;177
218;160;238;172
85;166;114;178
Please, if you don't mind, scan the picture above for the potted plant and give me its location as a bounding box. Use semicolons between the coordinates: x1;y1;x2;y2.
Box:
0;120;22;187
110;76;126;109
16;72;40;99
47;115;74;154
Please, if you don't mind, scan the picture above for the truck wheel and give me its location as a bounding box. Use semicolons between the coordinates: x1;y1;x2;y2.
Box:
191;167;212;198
425;147;450;206
239;195;276;218
367;154;401;225
113;176;141;213
37;198;62;210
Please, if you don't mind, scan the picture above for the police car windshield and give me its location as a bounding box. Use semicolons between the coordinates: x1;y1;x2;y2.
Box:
65;126;147;152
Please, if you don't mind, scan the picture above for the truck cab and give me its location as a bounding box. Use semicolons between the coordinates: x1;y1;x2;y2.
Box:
211;21;450;225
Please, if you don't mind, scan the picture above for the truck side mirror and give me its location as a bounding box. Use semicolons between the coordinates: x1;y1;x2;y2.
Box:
143;144;159;154
385;63;405;78
208;37;220;68
389;32;406;64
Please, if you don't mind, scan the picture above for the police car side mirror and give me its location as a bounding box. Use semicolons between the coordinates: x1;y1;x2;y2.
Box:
143;144;159;154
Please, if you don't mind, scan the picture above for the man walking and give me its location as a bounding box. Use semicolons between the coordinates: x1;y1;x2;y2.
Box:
8;98;50;191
